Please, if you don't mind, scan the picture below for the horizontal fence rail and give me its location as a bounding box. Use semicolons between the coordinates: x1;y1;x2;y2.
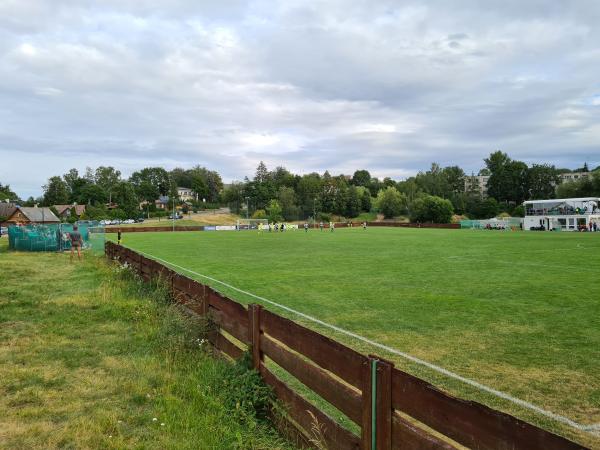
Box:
105;241;586;450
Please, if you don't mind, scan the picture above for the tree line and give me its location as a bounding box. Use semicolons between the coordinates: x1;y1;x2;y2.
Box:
1;151;599;223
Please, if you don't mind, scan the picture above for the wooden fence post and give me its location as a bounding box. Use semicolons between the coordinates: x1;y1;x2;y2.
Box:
249;304;262;370
200;284;208;316
375;357;393;450
361;356;393;450
361;358;374;450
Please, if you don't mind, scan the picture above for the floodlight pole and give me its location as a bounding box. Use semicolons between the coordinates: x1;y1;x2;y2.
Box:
172;196;175;232
246;197;249;219
313;197;316;228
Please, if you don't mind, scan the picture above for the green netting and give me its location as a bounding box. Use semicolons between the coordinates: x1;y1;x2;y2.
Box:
8;221;105;253
460;218;523;230
460;220;482;229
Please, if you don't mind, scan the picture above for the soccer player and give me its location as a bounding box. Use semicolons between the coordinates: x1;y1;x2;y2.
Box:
69;225;83;262
319;221;324;231
304;222;308;232
329;221;334;232
363;221;367;230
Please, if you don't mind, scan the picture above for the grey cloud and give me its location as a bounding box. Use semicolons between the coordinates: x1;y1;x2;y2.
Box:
1;0;599;198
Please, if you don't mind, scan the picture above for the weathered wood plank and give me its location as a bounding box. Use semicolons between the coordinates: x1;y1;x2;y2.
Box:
391;369;585;450
209;306;249;344
260;309;366;389
261;334;362;425
392;413;459;450
260;365;361;450
211;331;244;360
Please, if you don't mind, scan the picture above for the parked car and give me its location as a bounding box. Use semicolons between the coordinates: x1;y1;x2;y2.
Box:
169;214;183;220
135;217;145;223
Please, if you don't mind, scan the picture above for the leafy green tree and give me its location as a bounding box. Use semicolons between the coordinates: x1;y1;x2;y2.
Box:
352;170;371;187
130;167;171;197
62;168;80;193
485;151;529;204
271;166;296;190
415;163;448;198
320;171;336;213
135;181;159;204
112;181;139;218
512;205;525;217
84;204;109;220
222;182;245;214
296;173;322;219
266;199;283;223
375;187;406;219
397;179;421;204
345;185;361;218
0;183;19;202
75;183;108;205
333;177;349;216
410;195;454;223
527;164;560;199
170;167;193;188
247;161;275;210
359;187;372;212
191;176;208;201
188;166;223;203
382;177;396;189
442;166;466;195
94;166;121;203
476;197;500;219
277;186;299;221
556;177;596;198
43;176;70;205
366;178;382;197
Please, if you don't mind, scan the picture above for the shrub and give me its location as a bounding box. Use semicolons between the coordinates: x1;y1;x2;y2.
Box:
252;209;267;219
410;195;454;223
375;187;407;219
511;205;525;217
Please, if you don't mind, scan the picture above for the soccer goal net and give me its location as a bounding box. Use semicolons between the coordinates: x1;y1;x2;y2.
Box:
236;218;269;230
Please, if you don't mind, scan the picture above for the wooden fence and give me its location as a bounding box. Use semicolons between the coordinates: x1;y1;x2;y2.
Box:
105;241;585;450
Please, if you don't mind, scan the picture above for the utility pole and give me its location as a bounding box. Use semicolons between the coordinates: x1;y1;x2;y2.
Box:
313;197;316;228
246;197;250;219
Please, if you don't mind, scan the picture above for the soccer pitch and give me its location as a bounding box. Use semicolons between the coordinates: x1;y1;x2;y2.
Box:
113;227;600;444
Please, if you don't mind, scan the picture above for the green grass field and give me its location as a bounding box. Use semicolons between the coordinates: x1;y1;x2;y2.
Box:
0;239;293;449
115;227;600;447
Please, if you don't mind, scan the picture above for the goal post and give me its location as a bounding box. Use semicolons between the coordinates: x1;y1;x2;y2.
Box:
236;218;269;230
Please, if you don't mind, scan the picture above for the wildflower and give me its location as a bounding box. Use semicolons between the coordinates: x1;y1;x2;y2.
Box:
152;417;158;422
161;423;165;426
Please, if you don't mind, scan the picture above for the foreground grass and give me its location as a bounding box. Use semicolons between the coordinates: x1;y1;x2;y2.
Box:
116;228;600;447
0;239;292;450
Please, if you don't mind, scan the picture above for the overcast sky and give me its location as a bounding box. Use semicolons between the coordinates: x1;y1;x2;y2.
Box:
1;0;599;198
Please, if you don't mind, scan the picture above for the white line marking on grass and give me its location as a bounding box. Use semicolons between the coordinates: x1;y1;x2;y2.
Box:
128;247;599;435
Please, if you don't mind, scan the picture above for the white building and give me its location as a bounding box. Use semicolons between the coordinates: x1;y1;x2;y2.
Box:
464;175;490;197
523;197;600;231
559;171;591;183
177;187;195;201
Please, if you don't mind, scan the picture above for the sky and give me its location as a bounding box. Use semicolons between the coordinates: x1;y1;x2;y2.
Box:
1;0;599;199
